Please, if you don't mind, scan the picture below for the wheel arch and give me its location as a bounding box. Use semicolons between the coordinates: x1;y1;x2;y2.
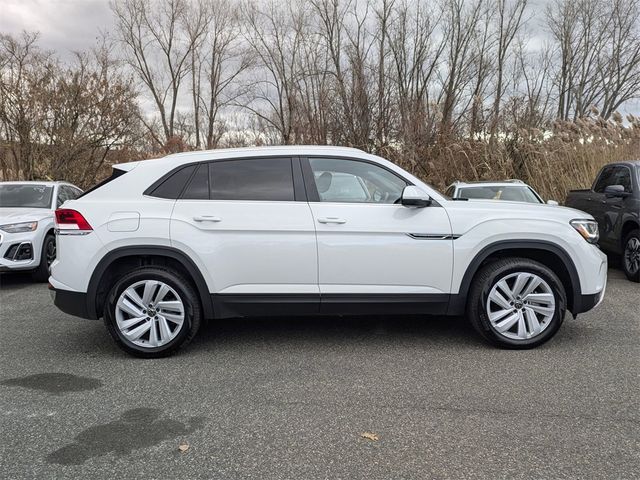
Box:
86;246;214;320
448;240;582;317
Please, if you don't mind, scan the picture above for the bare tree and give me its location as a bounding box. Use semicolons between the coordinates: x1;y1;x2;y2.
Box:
489;0;529;134
111;0;208;145
0;33;140;185
547;0;640;119
438;0;487;137
386;0;446;146
240;0;309;144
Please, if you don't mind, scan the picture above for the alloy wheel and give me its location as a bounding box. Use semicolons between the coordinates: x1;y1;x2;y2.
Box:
624;237;640;275
115;280;185;348
486;272;556;340
46;239;56;269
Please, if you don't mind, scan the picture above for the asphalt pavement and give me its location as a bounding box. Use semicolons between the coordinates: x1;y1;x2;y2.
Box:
0;268;638;479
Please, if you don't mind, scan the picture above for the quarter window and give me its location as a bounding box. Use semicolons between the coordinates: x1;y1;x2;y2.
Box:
308;158;407;204
209;158;294;201
149;165;197;199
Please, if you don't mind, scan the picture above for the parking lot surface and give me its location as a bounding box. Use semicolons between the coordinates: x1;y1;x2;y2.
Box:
0;268;638;479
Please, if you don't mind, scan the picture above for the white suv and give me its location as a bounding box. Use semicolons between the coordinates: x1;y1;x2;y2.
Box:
49;146;607;357
445;180;559;205
0;181;82;281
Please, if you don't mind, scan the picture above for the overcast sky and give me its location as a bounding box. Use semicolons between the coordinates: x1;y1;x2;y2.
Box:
2;0;638;115
1;0;114;58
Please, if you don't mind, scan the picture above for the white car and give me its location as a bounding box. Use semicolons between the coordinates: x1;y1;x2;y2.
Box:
0;181;82;281
445;180;559;205
49;146;607;357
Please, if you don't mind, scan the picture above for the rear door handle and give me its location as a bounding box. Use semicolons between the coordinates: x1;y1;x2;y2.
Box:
317;217;346;224
193;215;221;222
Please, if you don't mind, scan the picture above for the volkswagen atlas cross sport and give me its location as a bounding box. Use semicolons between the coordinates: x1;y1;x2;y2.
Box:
49;146;607;357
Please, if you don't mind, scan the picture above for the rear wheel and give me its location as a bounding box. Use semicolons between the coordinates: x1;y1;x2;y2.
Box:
467;258;566;348
103;267;202;358
622;230;640;282
32;234;56;282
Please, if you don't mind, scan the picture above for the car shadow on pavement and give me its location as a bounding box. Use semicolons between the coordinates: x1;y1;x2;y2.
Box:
0;272;38;291
189;314;482;352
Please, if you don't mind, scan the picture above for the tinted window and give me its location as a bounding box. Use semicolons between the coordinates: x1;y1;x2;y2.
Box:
149;165;197;199
209;158;294;201
594;166;632;193
593;167;615;193
0;184;53;208
612;167;632;193
458;186;542;203
182;164;209;200
309;158;407;204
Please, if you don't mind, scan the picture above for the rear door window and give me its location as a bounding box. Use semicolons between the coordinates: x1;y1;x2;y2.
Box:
209;158;294;201
182;164;209;200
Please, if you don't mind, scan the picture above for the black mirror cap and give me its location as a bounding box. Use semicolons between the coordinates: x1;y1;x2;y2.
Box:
604;184;630;198
401;197;432;208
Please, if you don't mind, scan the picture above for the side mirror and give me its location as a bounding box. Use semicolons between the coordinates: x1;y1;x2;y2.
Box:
547;200;559;206
604;184;630;198
401;186;431;208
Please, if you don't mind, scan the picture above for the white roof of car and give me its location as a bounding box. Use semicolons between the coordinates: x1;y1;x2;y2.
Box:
452;180;526;187
116;145;372;170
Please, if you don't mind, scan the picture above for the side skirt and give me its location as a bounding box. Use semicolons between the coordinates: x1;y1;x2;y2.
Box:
211;293;451;319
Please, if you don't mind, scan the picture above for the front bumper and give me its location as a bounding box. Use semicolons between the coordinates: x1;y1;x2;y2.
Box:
0;232;39;271
49;285;93;319
572;252;607;316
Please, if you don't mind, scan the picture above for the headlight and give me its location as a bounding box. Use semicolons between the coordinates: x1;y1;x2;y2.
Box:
0;221;38;233
570;219;599;244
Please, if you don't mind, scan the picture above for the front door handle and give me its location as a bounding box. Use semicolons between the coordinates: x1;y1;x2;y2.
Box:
193;215;221;222
317;217;346;224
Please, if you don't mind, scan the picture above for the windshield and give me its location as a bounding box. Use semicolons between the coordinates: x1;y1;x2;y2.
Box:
458;185;542;203
0;184;54;208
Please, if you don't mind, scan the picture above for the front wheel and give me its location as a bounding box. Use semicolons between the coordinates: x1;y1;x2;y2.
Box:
32;234;56;282
467;258;566;349
622;230;640;283
103;267;202;358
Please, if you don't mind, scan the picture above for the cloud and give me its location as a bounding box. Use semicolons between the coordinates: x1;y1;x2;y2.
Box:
0;0;114;59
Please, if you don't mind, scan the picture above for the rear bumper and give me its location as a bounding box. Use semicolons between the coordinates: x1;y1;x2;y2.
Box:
49;285;94;319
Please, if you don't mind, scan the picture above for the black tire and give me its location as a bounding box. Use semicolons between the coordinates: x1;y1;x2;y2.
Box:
103;267;202;358
32;234;56;282
467;257;566;349
622;229;640;283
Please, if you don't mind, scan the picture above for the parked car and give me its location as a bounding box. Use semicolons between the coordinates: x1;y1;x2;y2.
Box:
565;161;640;282
445;180;558;205
0;181;83;281
49;146;607;357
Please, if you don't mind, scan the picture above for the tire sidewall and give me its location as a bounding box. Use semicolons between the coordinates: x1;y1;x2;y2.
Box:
32;234;55;282
475;261;566;348
622;230;640;282
104;269;199;357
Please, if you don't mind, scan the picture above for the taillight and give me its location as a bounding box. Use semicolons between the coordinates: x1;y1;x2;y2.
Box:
55;209;93;232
